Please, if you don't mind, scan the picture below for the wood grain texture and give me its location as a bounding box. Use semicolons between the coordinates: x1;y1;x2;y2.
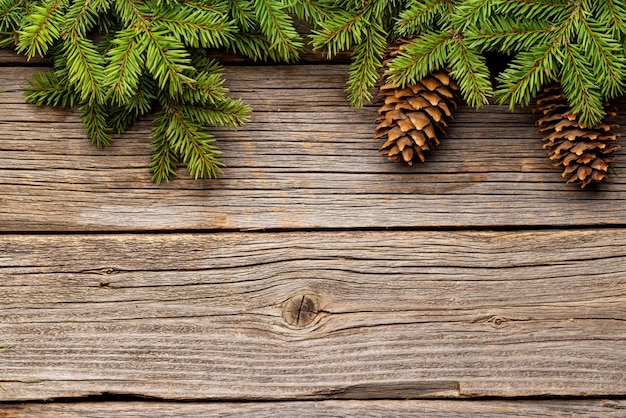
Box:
0;49;48;65
2;400;626;417
1;66;625;232
1;230;625;401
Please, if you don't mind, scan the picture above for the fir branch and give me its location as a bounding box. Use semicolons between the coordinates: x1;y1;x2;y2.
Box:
574;15;626;98
345;20;386;107
386;31;452;87
104;28;147;105
63;0;99;37
311;9;366;57
597;0;626;37
286;0;332;22
150;114;179;183
130;69;157;115
108;73;157;134
17;0;65;58
62;34;105;102
448;36;492;107
108;103;143;134
176;67;228;105
3;0;270;183
395;0;449;36
158;95;225;180
142;29;195;94
225;0;255;31
466;16;554;54
80;100;112;147
153;5;236;48
25;70;77;107
91;0;112;13
253;0;302;61
559;41;605;127
114;0;149;25
108;70;156;134
0;31;17;47
179;97;251;128
486;0;625;126
0;0;30;32
453;0;492;31
115;0;196;94
495;45;559;109
225;32;283;61
364;0;404;22
492;0;570;21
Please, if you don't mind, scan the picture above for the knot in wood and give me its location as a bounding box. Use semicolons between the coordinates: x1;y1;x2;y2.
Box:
488;316;507;328
282;295;318;328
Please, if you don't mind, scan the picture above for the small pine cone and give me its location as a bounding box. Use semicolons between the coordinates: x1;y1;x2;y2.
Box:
376;40;460;165
533;84;621;188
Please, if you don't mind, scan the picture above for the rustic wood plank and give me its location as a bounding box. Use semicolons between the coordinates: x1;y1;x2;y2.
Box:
2;399;626;417
0;49;48;65
1;65;626;232
1;230;625;401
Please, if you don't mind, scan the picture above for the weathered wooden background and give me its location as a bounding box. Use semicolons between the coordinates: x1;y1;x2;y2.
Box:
1;48;626;416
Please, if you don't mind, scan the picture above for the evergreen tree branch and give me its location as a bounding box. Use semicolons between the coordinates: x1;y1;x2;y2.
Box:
25;69;77;107
114;0;196;94
108;69;155;134
179;97;251;128
559;41;605;127
176;66;228;105
286;0;332;22
448;36;492;107
158;95;225;180
62;34;105;102
0;31;17;47
386;31;452;87
153;5;236;48
466;16;554;54
395;0;448;36
574;14;626;98
224;0;255;31
80;99;112;147
495;44;559;109
104;28;147;105
311;9;366;57
492;0;570;21
253;0;302;61
17;0;65;58
225;32;283;61
142;30;195;94
453;0;492;31
345;20;386;107
0;0;30;32
598;0;626;37
150;112;179;183
63;0;99;37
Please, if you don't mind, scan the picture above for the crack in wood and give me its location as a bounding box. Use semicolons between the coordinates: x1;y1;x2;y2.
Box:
80;268;122;276
316;381;461;399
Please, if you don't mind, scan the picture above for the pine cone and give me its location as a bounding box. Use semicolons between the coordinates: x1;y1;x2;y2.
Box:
376;39;460;165
534;84;621;188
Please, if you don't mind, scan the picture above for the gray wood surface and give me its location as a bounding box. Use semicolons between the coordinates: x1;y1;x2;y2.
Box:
2;56;626;410
1;66;625;232
2;399;626;417
0;49;48;65
1;230;625;401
